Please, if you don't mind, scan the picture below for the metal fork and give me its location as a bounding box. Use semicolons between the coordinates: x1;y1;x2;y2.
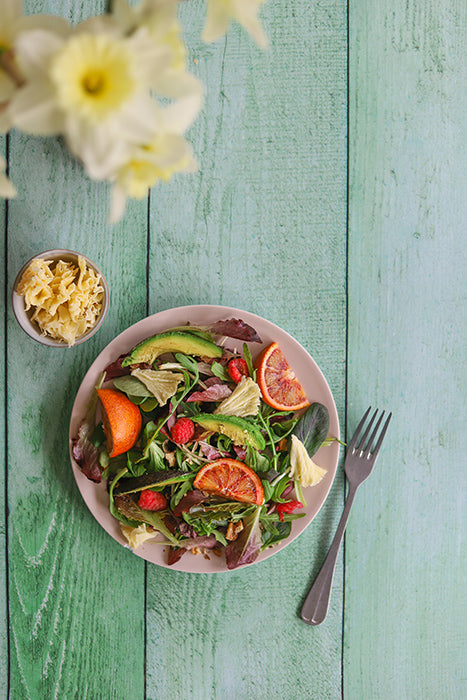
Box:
301;407;392;626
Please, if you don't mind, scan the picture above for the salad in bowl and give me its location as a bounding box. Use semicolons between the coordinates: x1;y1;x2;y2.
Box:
70;306;340;572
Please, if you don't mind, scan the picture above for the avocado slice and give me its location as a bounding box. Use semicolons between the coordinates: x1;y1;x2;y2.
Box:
122;331;223;367
193;413;266;451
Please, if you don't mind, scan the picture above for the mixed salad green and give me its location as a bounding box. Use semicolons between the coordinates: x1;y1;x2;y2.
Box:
72;318;334;569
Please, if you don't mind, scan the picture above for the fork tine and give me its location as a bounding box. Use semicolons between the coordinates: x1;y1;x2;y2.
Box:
362;410;385;458
355;408;379;453
365;412;392;460
347;406;372;451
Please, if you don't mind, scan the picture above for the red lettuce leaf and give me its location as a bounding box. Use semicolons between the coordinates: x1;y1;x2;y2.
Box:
72;420;102;483
198;441;229;460
167;534;220;565
173;489;208;517
187;384;232;402
233;445;247;460
208;319;262;343
103;355;131;381
104;355;152;381
225;506;262;569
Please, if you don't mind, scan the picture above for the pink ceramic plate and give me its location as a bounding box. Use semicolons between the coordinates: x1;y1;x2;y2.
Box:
69;305;340;573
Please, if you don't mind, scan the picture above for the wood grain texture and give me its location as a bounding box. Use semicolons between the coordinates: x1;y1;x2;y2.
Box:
345;0;466;698
5;3;147;698
3;0;464;698
146;2;347;699
6;143;148;697
0;136;8;698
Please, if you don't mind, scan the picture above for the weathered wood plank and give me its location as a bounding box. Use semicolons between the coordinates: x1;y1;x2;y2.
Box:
6;134;148;700
146;1;347;698
346;0;466;697
0;136;8;700
5;2;147;698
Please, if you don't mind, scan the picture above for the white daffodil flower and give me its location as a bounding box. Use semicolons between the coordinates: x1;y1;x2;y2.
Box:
10;26;168;133
9;21;201;182
0;0;70;131
203;0;268;48
109;122;197;223
0;155;16;198
112;0;186;72
110;0;203;122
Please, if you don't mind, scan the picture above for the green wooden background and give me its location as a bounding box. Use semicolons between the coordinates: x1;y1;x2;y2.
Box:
1;0;465;698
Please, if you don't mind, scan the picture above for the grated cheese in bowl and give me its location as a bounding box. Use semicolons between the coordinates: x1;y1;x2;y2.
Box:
14;251;108;347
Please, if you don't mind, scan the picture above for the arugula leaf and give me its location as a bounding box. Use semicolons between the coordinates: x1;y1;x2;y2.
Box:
211;362;231;382
169;478;194;510
114;470;190;495
243;343;254;377
126;449;148;476
261;519;291;549
261;479;274;502
260;508;305;550
177;400;201;417
187;501;254;523
271;472;292;502
246;444;271;473
109;467;132;525
146;441;166;471
174;352;199;375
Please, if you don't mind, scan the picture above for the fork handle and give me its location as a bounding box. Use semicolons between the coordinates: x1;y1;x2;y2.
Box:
301;485;357;625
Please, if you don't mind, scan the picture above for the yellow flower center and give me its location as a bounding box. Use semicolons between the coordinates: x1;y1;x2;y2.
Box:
82;71;106;95
50;33;138;121
119;136;191;198
123;159;161;199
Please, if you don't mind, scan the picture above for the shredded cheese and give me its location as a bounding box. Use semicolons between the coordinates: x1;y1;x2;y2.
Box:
17;256;104;346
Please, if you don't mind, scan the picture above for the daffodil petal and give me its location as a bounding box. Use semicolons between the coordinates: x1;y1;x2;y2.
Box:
203;0;268;48
65;119;130;180
8;82;64;135
117;94;164;144
162;93;203;133
0;0;23;37
152;70;203;101
19;14;72;36
234;9;268;48
0;162;17;198
127;27;173;84
74;15;122;38
15;29;65;80
202;1;231;43
111;0;135;33
109;183;128;224
0;70;16;102
0;106;12;134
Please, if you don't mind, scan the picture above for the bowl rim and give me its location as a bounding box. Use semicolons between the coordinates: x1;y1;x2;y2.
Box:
11;248;110;347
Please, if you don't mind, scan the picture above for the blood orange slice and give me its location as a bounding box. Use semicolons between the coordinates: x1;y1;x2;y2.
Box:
97;388;142;458
255;342;310;411
193;458;264;505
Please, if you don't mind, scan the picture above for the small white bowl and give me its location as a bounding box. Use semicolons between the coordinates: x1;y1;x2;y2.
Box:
12;249;110;347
